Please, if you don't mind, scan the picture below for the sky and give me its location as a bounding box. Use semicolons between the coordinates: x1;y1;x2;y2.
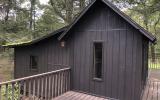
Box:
20;0;49;17
40;0;49;5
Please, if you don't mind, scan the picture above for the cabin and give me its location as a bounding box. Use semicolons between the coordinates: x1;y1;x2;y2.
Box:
3;0;156;100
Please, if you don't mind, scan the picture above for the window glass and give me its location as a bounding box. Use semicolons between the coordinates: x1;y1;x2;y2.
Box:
93;42;103;79
30;55;38;70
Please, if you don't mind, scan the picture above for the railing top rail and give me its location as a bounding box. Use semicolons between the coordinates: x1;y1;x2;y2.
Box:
0;68;71;85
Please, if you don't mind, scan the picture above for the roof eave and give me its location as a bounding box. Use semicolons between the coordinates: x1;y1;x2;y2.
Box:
139;29;156;43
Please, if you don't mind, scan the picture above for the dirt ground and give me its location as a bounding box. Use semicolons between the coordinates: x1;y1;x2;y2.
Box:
0;56;14;82
149;69;160;81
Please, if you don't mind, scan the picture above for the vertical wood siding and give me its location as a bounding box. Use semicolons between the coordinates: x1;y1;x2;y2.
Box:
69;2;145;100
15;37;70;78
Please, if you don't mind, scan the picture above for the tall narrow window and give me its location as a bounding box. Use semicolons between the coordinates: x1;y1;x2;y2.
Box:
93;42;103;79
30;55;38;70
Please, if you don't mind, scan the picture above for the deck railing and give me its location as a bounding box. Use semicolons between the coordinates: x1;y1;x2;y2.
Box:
0;68;71;100
149;58;160;69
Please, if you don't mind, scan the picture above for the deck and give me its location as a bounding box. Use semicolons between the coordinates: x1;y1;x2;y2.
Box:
142;80;160;100
0;68;160;100
54;81;160;100
53;91;115;100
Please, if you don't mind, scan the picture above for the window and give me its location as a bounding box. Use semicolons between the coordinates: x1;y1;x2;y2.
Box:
30;55;38;70
93;42;103;79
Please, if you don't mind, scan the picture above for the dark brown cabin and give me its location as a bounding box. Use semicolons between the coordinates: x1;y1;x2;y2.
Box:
6;0;156;100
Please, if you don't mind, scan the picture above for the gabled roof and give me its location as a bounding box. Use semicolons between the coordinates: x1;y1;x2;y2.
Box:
4;26;68;47
5;0;156;48
58;0;156;42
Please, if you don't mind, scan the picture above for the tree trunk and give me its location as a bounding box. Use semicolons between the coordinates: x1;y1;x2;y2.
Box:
30;0;33;30
5;7;9;22
80;0;85;11
50;0;87;24
66;0;73;23
4;0;12;22
30;0;36;39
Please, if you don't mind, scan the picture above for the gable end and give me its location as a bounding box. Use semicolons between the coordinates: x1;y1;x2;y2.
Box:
58;0;156;43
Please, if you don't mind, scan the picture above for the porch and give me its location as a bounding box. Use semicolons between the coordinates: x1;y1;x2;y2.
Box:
142;80;160;100
0;68;159;100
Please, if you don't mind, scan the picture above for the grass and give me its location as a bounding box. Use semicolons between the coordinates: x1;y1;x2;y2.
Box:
148;60;160;69
1;84;20;100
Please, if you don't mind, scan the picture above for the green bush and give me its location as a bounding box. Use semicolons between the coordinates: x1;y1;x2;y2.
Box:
1;83;20;100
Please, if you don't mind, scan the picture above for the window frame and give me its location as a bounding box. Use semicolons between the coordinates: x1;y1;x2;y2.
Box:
30;55;38;71
92;41;104;82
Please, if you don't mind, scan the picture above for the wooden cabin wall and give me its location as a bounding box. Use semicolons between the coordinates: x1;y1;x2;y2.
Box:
13;1;149;100
14;36;70;78
68;2;144;100
141;38;149;91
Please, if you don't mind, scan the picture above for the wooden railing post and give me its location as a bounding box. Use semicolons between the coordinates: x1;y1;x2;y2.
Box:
28;79;31;98
48;74;51;99
5;84;8;100
68;69;71;91
37;77;40;98
18;81;21;99
23;80;26;97
33;78;36;99
11;83;14;100
0;85;1;100
41;76;44;99
45;75;48;100
52;73;55;98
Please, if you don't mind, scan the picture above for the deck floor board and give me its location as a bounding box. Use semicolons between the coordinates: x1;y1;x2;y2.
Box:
142;80;160;100
52;80;160;100
52;91;111;100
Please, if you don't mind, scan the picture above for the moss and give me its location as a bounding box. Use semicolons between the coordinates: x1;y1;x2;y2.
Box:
3;40;32;47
